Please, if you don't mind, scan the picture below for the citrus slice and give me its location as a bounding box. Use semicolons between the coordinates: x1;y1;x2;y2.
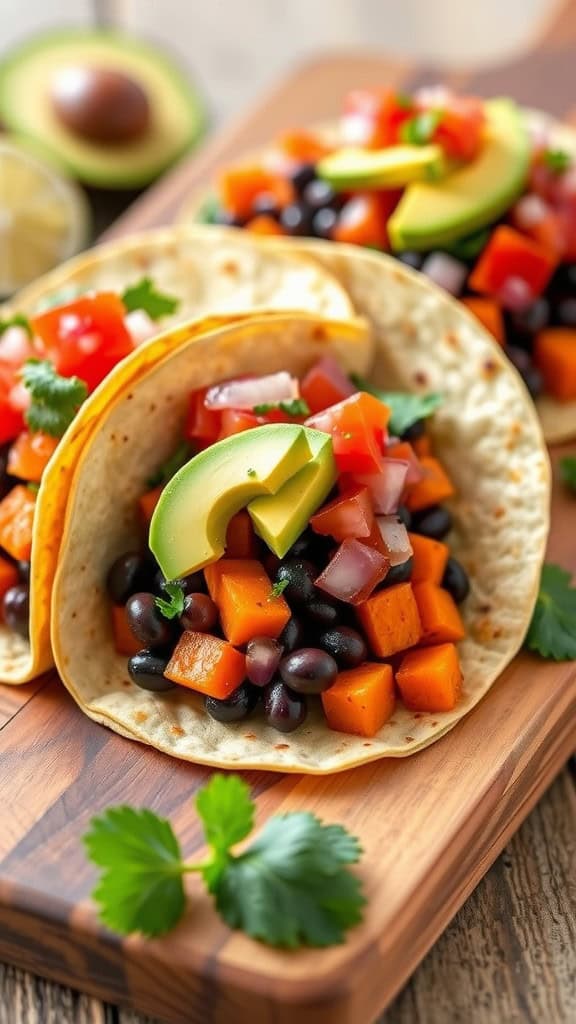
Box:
0;138;89;296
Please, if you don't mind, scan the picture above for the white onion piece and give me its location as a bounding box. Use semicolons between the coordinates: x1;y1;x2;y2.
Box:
205;372;299;410
512;193;549;231
416;85;452;109
376;516;413;566
421;252;468;297
497;276;534;313
354;459;409;515
125;310;158;346
315;538;389;605
0;326;35;367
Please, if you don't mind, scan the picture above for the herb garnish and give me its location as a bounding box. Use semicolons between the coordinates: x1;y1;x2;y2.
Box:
147;442;193;489
401;109;442;146
253;399;311;417
560;456;576;492
84;773;365;946
22;359;88;438
543;148;572;174
155;582;185;620
122;277;180;321
351;375;443;435
247;468;257;478
525;563;576;661
269;578;289;600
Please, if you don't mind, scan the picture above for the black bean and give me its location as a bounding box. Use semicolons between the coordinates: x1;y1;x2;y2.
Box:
214;208;245;228
251;191;280;218
128;649;175;691
278;616;306;653
17;560;31;583
289;162;316;193
400;418;426;442
0;444;12;500
107;552;151;604
505;344;532;373
509;297;549;337
442;556;470;604
318;626;367;668
311;206;338;239
521;365;543;399
205;682;259;723
381;556;413;587
555;296;576;327
397;504;412;529
2;584;29;638
550;262;576;294
288;527;332;561
275;558;318;604
126;592;174;647
397;251;424;271
306;598;341;627
180;593;218;632
279;647;338;694
302;179;337;210
156;570;206;596
280;202;313;236
411;505;453;540
263;679;307;732
246;636;283;687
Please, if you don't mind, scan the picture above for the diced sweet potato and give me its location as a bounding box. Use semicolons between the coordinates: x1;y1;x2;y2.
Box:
0;486;36;561
413;582;465;644
533;328;576;400
404;456;455;512
165;631;246;698
356;582;422;657
396;643;463;711
408;533;449;584
322;663;395;737
204;558;290;645
7;431;58;482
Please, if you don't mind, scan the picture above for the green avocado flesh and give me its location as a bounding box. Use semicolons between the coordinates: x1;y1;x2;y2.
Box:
317;144;445;190
248;429;336;557
388;99;530;251
150;425;315;580
0;29;205;188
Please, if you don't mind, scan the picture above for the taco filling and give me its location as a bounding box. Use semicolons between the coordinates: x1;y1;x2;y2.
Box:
0;283;176;643
106;363;469;738
201;86;576;426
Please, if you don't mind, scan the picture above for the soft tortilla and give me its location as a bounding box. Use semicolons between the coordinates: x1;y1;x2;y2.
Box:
0;227;353;683
180;107;576;442
51;260;550;773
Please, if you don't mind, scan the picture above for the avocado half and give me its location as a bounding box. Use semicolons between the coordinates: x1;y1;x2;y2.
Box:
0;29;206;189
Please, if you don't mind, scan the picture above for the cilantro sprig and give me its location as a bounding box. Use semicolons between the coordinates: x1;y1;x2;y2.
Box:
560;456;576;493
0;313;32;337
84;774;365;947
525;563;576;661
22;359;88;438
147;441;193;489
269;578;289;600
253;399;310;417
155;582;185;620
351;375;443;435
401;109;442;146
122;277;180;321
543;148;572;174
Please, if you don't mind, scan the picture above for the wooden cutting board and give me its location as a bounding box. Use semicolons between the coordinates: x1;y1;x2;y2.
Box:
1;48;576;1024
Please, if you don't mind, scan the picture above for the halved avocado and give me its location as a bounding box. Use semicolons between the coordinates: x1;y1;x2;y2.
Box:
0;29;206;188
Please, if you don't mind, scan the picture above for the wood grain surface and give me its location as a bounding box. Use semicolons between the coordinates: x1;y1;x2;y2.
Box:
2;30;576;1024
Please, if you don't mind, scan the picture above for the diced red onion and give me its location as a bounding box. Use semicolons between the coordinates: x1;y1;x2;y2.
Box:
354;459;409;515
125;309;158;346
205;372;299;411
416;85;452;109
0;326;35;367
376;516;413;566
512;194;549;231
309;355;356;398
421;252;468;297
496;276;535;313
315;538;390;605
341;113;374;147
246;636;283;687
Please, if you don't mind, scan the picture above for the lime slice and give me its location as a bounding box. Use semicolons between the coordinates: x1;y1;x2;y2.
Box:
0;138;89;296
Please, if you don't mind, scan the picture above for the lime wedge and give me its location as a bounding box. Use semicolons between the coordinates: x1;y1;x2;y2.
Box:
0;138;89;296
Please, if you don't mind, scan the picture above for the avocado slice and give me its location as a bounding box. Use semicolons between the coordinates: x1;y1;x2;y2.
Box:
248;429;336;557
317;144;445;191
149;425;313;580
388;99;530;251
0;29;205;188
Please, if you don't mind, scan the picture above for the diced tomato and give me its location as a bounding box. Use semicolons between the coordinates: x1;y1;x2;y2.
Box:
0;555;19;610
306;392;389;475
300;356;355;414
310;485;374;542
342;89;414;148
31;294;134;393
0;364;25;446
468;225;558;300
276;129;332;163
139;485;163;524
556;193;576;262
7;431;58;483
429;96;486;162
0;485;36;561
218;408;260;439
186;387;222;443
217;164;294;221
333;191;400;249
510;194;566;258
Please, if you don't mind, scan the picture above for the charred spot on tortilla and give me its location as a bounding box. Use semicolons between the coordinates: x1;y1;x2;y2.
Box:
444;331;460;350
482;358;499;378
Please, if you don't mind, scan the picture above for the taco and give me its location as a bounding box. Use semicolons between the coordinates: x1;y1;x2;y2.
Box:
183;88;576;442
0;227;353;683
50;252;550;773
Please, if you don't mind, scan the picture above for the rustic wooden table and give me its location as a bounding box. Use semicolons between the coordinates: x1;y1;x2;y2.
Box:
2;2;576;1021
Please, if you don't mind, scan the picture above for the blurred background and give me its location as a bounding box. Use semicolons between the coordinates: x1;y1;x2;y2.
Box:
0;0;565;125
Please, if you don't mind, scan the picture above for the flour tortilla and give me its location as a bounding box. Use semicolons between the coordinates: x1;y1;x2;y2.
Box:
0;227;353;683
51;262;550;773
181;106;576;442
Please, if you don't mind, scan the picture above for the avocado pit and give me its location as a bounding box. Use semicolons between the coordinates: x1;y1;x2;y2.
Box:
51;66;151;144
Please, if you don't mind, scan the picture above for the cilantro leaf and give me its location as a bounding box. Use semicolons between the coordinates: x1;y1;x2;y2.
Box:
253;399;310;417
122;277;180;321
401;109;442;146
351;375;443;434
0;313;32;337
207;812;365;948
543;148;572;174
560;456;576;492
155;582;185;620
525;563;576;661
196;193;222;225
23;359;88;438
196;774;254;858
270;578;289;600
83;806;186;937
147;441;192;488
